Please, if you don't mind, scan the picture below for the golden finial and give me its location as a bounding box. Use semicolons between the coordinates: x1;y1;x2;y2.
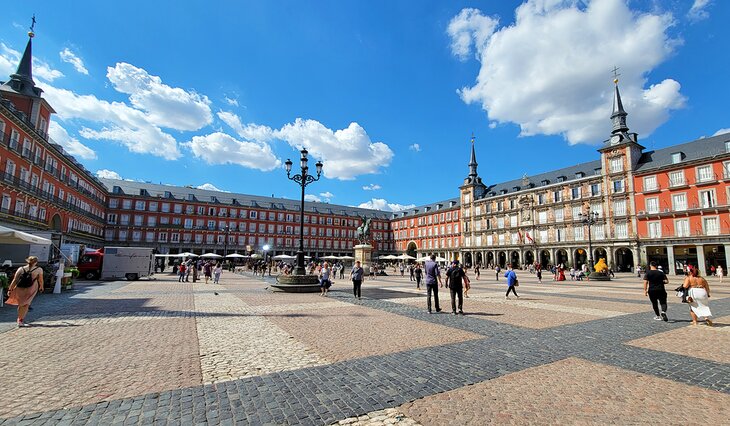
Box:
470;132;475;144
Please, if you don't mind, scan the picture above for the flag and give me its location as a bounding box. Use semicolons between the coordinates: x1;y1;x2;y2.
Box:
518;230;523;243
525;232;534;243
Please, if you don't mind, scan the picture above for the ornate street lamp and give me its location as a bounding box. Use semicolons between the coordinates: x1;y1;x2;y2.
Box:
223;225;230;257
284;148;323;276
578;210;600;271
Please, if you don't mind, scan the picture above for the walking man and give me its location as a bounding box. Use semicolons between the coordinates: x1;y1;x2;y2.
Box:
351;260;364;299
504;264;520;299
424;254;442;313
643;261;669;321
446;260;466;315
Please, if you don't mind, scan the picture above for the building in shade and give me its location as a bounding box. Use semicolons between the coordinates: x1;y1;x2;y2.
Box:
100;179;394;258
633;134;730;275
0;30;107;248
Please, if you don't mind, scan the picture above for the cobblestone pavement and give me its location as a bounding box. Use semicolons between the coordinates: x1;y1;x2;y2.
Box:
0;270;728;424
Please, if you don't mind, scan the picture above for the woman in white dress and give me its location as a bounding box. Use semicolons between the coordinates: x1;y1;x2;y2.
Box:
716;265;724;283
682;266;713;326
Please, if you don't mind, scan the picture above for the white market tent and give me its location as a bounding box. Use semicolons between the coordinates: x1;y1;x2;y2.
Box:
396;254;416;260
273;254;296;260
250;253;263;259
200;253;223;259
321;255;339;260
0;225;52;245
225;253;247;258
338;255;355;260
174;252;199;258
379;255;397;260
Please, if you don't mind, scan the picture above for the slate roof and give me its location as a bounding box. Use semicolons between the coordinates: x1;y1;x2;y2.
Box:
99;178;393;220
391;198;460;219
635;133;730;172
480;160;603;199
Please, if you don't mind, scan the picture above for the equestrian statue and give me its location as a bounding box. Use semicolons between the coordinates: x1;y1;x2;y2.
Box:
355;217;371;245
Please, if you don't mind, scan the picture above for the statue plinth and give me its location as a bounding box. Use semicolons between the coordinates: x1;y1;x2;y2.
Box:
271;274;321;292
588;271;611;281
354;244;373;269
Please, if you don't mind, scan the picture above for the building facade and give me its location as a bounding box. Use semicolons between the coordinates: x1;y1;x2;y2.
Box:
1;30;728;275
0;31;107;250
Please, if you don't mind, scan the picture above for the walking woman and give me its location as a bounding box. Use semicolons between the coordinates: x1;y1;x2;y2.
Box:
683;266;713;326
7;256;44;327
213;263;222;284
351;260;364;299
319;262;331;297
504;264;520;299
414;264;423;290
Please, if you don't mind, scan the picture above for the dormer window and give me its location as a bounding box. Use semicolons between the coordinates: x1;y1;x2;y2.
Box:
725;141;730;153
512;186;520;192
557;176;566;182
575;172;584;179
187;194;196;201
500;189;508;195
541;180;549;186
112;186;123;194
164;191;173;198
671;152;684;164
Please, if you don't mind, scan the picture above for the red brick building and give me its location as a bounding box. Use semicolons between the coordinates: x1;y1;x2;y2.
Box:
392;199;461;261
0;31;107;250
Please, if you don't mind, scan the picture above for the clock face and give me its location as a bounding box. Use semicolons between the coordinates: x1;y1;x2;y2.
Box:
610;135;621;145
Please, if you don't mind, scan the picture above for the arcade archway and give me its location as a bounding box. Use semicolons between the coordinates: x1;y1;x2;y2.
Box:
510;251;520;268
475;252;483;266
498;251;507;268
540;250;551;268
464;252;473;268
574;248;587;269
486;252;495;267
594;247;608;264
615;248;634;272
50;214;62;232
555;249;569;267
524;251;535;266
406;242;417;259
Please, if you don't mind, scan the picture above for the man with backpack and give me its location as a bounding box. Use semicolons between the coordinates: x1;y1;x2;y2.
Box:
7;256;44;327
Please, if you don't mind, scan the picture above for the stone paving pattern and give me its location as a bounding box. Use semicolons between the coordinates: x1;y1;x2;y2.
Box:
0;270;727;424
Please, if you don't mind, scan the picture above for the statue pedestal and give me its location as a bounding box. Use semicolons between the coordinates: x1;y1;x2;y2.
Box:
354;244;373;269
272;274;321;292
588;271;611;281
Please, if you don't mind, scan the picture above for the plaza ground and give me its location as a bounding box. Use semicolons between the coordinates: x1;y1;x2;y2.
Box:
0;268;728;425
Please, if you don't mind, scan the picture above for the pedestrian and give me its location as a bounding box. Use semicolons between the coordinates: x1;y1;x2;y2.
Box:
475;264;480;280
504;264;520;299
319;262;331;297
716;265;724;283
536;268;542;283
6;256;44;327
682;266;713;326
191;261;198;282
213;263;222;284
178;263;186;282
185;261;192;282
424;254;442;313
204;261;213;284
463;266;471;298
643;261;669;321
369;264;375;280
409;265;415;281
414;263;423;289
340;263;345;280
351;260;364;299
495;265;501;281
446;260;466;315
400;263;405;277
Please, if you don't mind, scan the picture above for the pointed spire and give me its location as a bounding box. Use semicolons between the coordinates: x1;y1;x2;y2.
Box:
610;77;629;134
468;133;478;178
1;17;40;98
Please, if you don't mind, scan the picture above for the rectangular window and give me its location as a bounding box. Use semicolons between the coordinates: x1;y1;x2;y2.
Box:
553;190;562;202
610;157;623;173
134;215;144;226
590;183;601;196
571;187;581;200
615;223;628;239
703;217;719;236
573;226;584;241
648;222;662;238
540;230;548;243
698;190;716;208
149;202;158;212
109;199;119;209
572;205;581;219
510;215;517;227
173;204;182;213
613;199;626;216
554;208;564;222
696;165;714;182
135;200;145;210
184;218;193;229
122;199;132;209
612;179;624;193
147;216;157;226
669;170;685;187
672;193;687;211
538;211;548;224
161;203;170;213
671;152;682;164
158;232;168;242
643;175;658;191
645;198;659;214
675;219;690;237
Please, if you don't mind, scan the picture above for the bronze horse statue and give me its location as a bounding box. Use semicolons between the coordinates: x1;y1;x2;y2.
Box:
355;217;371;244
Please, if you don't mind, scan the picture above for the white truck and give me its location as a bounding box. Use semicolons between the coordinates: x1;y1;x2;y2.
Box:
78;247;155;280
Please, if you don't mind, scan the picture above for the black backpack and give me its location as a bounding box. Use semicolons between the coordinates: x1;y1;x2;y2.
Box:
17;266;39;288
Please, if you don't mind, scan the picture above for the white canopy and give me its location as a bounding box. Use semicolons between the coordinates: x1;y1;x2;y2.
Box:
379;255;397;260
338;255;355;260
201;253;223;259
225;253;247;258
250;253;263;259
273;254;295;260
173;252;198;258
0;225;52;245
415;256;430;262
396;254;416;260
435;256;448;262
321;255;339;260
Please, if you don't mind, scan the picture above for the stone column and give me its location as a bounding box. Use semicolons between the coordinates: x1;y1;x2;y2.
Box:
725;245;730;274
666;245;676;275
696;245;706;276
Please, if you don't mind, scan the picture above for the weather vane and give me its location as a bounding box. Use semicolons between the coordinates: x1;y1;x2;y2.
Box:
611;66;620;84
470;132;475;145
28;14;36;38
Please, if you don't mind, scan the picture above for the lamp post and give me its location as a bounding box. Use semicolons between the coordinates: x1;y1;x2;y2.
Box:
284;149;323;276
578;211;600;271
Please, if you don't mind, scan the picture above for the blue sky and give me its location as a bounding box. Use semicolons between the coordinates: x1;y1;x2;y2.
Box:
1;0;727;211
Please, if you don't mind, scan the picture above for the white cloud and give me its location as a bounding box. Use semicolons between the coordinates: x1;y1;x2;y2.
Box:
408;143;421;152
196;183;228;192
713;128;730;136
688;0;711;21
276;119;394;180
106;63;212;131
42;85;181;159
319;191;334;202
362;184;381;191
59;48;89;75
184;132;281;171
95;169;122;180
304;194;321;202
450;0;686;145
48;121;96;160
224;96;239;107
358;198;415;212
0;42;63;82
447;8;499;61
217;111;275;142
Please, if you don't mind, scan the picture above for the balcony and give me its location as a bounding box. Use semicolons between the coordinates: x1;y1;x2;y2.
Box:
695;173;718;186
642;183;661;193
668;177;688;188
